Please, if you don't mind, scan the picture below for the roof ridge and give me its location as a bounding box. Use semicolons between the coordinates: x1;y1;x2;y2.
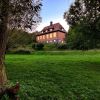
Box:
39;22;67;34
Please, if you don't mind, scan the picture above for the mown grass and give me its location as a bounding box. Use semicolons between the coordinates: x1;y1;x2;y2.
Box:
5;50;100;100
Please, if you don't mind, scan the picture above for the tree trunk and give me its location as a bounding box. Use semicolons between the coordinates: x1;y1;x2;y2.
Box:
0;0;9;85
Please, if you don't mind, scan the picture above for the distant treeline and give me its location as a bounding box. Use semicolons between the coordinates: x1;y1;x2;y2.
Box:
6;29;36;51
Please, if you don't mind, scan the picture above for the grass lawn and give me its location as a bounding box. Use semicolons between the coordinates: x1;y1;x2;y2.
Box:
5;51;100;100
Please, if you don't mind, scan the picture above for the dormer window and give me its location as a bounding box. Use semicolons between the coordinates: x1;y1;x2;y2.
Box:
50;29;52;31
46;30;48;32
48;29;50;32
62;28;64;31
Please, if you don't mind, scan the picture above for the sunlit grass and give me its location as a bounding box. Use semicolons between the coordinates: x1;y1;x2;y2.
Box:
5;50;100;100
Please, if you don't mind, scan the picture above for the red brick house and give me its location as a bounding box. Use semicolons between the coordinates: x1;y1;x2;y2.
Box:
36;22;67;43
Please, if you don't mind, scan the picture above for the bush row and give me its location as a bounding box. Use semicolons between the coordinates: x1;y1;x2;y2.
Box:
6;43;68;54
6;48;32;54
32;43;68;50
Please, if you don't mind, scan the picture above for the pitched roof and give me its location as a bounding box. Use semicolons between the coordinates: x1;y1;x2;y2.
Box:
37;22;67;36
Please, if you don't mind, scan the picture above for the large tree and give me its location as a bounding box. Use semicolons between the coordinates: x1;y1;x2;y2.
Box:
64;0;100;27
0;0;42;85
64;0;100;49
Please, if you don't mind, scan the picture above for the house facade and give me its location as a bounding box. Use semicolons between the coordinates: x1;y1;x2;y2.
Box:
36;22;67;43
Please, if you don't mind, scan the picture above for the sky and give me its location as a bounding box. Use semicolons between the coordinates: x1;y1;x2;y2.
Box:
36;0;75;32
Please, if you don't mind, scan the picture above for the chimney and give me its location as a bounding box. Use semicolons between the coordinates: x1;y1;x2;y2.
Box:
50;21;53;26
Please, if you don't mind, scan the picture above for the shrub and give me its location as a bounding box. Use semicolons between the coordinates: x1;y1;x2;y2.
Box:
32;43;44;50
44;43;57;50
32;43;36;49
57;44;67;50
7;29;34;51
11;48;32;54
14;49;31;54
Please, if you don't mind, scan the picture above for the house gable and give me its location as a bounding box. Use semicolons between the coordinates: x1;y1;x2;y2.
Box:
36;22;67;43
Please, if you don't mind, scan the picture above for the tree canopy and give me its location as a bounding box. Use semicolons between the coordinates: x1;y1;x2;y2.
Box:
64;0;100;50
0;0;42;30
64;0;100;27
0;0;42;86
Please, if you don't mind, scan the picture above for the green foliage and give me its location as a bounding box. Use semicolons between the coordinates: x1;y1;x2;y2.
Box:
1;94;9;100
32;43;74;51
57;44;67;50
32;43;44;50
43;43;67;50
0;0;42;86
64;0;100;27
6;47;32;54
67;25;87;50
1;81;19;100
13;49;31;54
67;24;100;50
5;51;100;99
0;0;42;30
6;29;34;51
44;43;58;50
64;0;100;50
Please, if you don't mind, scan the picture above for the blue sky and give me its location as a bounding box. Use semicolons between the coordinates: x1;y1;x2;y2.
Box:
36;0;75;32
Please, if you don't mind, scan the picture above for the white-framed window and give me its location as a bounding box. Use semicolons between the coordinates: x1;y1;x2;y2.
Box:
50;29;52;31
53;32;57;37
43;35;45;39
37;36;39;40
40;36;42;39
50;33;52;38
46;34;49;39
